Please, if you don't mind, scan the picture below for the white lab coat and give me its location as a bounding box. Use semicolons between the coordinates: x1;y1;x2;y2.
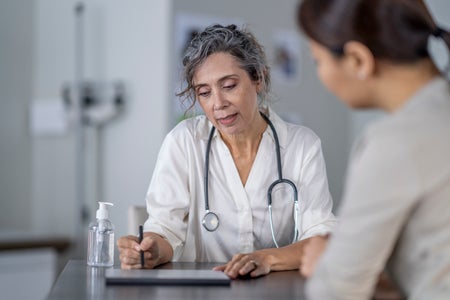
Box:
144;108;337;262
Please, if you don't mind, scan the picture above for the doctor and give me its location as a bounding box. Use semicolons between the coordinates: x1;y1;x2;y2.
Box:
118;24;337;278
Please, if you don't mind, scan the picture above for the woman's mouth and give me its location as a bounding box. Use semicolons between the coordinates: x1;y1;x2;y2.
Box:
217;113;238;126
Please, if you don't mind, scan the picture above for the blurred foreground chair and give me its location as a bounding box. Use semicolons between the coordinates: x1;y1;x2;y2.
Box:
127;205;148;236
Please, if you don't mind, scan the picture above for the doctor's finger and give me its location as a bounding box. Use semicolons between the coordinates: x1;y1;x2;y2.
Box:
117;235;139;249
238;260;258;276
223;254;245;274
139;236;158;251
120;260;144;270
212;264;227;272
226;256;257;278
119;252;143;269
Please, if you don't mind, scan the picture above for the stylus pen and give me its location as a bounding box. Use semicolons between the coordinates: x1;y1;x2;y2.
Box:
139;225;144;268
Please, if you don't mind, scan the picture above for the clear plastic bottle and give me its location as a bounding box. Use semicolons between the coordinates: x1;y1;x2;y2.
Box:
87;202;115;267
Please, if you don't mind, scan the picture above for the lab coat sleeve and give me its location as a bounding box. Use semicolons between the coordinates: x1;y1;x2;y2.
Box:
143;129;191;260
298;138;338;240
306;135;419;300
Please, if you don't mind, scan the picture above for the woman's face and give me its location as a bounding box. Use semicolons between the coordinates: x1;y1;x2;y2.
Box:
308;40;372;109
193;52;261;136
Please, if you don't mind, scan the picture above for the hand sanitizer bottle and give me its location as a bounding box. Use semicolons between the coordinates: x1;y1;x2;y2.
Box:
87;202;115;267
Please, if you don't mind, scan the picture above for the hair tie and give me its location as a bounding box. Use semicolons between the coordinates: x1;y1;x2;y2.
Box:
428;26;450;80
432;27;445;38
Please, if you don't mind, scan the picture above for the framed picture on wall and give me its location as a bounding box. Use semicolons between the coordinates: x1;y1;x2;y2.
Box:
272;29;302;85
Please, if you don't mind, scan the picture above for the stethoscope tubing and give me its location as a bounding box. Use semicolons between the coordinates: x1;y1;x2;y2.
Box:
204;126;216;212
202;112;299;247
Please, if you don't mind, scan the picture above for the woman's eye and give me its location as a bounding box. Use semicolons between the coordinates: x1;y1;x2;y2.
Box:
223;84;236;90
197;91;210;97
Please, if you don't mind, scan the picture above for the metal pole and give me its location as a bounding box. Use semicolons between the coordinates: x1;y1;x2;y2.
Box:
74;2;87;257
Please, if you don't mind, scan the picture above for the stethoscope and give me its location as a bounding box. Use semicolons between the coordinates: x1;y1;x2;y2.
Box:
202;112;299;248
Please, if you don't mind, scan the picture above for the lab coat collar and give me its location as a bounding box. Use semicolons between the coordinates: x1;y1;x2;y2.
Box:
262;107;289;150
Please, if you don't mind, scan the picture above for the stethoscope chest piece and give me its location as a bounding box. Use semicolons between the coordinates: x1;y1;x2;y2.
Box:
202;210;219;231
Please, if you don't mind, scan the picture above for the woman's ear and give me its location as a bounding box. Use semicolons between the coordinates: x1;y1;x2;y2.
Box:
256;68;269;93
255;79;263;93
342;41;375;80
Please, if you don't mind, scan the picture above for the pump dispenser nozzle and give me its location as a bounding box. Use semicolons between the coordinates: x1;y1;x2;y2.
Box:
96;201;113;220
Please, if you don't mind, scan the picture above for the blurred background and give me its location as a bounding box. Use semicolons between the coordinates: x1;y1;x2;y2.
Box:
0;0;449;299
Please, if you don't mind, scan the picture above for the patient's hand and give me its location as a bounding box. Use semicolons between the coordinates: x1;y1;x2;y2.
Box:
299;235;329;278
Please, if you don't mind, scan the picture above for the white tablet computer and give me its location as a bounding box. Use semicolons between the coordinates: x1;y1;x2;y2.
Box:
105;268;231;286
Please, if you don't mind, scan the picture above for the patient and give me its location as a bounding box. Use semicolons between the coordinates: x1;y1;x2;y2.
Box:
296;0;450;299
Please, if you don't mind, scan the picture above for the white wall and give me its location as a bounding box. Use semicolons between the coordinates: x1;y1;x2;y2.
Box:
428;0;450;23
30;0;172;255
0;0;33;230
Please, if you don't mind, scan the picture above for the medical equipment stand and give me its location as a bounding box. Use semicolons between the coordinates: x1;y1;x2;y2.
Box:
63;2;125;259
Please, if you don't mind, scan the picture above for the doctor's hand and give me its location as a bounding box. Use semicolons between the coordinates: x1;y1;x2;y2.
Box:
299;235;329;278
213;251;272;279
117;232;173;269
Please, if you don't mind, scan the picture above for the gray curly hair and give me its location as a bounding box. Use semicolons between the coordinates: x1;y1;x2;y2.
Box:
177;24;271;111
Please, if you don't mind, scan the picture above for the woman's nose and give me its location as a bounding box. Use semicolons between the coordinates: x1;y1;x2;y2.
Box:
212;91;228;110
